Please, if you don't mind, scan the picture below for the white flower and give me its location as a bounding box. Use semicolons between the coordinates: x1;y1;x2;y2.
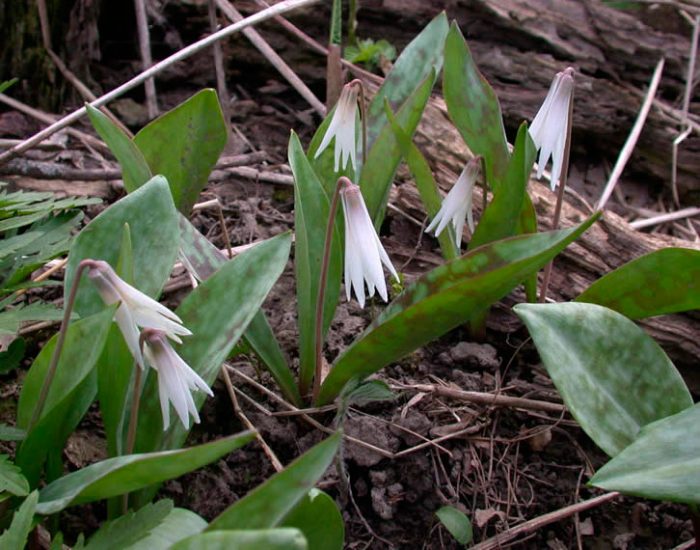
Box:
340;180;398;308
426;159;480;247
529;67;575;190
143;329;213;430
314;81;359;172
84;259;191;368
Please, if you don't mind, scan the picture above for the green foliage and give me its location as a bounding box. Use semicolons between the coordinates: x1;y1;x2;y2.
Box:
316;217;598;405
436;506;473;545
590;404;700;503
515;302;693;457
126;508;207;550
207;433;341;531
281;489;344;550
289;133;342;394
133;89;228;213
0;303;63;336
36;432;255;514
576;248;700;318
344;38;396;71
443;22;509;190
0;454;29;497
173;529;308;550
0;491;38;549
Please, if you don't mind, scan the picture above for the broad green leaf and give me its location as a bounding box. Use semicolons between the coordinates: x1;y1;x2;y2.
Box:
443;22;509;190
36;431;255;515
317;216;599;405
590;403;700;503
0;424;26;441
436;505;473;545
514;302;693;457
65;175;180;318
0;78;17;94
281;489;344;550
16;307;115;486
576;248;700;318
128;508;207;550
361;71;436;226
134;89;227;213
83;500;173;549
134;233;292;460
385;99;458;260
0;455;29;496
0;302;64;336
173;529;307;550
207;432;341;531
365;12;448;148
178;216;300;405
289;132;342;395
0;337;25;374
344;380;395;407
470;122;536;249
86;105;152;192
0;491;38;548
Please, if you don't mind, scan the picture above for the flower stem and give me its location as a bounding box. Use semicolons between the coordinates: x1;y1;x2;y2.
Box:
311;177;346;402
351;79;368;169
122;334;147;513
538;86;575;304
27;260;89;431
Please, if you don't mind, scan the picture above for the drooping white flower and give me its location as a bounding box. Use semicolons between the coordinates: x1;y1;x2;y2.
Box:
426;158;480;247
314;81;359;172
529;67;575;190
142;329;213;430
84;259;191;368
340;180;398;308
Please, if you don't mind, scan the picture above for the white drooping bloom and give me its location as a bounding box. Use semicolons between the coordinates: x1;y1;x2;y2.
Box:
314;81;359;172
529;67;575;190
426;158;480;247
340;180;399;308
143;329;213;430
85;259;191;368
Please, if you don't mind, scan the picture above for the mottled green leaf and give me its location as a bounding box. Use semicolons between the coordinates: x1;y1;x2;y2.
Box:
281;489;344;550
515;302;693;457
0;424;25;441
317;216;598;405
207;433;341;531
37;432;255;515
590;403;700;503
289;132;342;395
0;454;29;496
16;307;115;486
0;491;37;548
443;22;509;190
576;248;700;318
86;105;152;192
134;89;227;213
173;529;307;550
0;303;64;336
436;506;473;545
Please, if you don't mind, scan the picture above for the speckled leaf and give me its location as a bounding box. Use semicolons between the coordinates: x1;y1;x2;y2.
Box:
178;216;301;405
514;302;693;457
365;12;448;148
361;70;436;226
590;403;700;504
316;216;598;405
385;98;457;260
16;307;115;487
281;489;344;550
173;529;307;550
134;233;291;459
576;248;700;318
444;22;509;190
289;132;342;395
207;433;341;531
86;105;152;192
65;175;180;318
134;89;227;213
36;432;255;515
470;122;536;249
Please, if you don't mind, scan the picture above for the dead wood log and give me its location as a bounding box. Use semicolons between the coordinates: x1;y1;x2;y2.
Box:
391;92;700;392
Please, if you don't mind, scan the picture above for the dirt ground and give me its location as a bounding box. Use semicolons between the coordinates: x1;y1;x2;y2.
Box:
1;0;698;548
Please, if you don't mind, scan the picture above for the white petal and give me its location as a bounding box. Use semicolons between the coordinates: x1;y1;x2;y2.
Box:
114;305;144;368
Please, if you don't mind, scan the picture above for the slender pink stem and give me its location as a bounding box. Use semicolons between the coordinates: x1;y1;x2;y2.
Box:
311;177;347;402
350;79;368;169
